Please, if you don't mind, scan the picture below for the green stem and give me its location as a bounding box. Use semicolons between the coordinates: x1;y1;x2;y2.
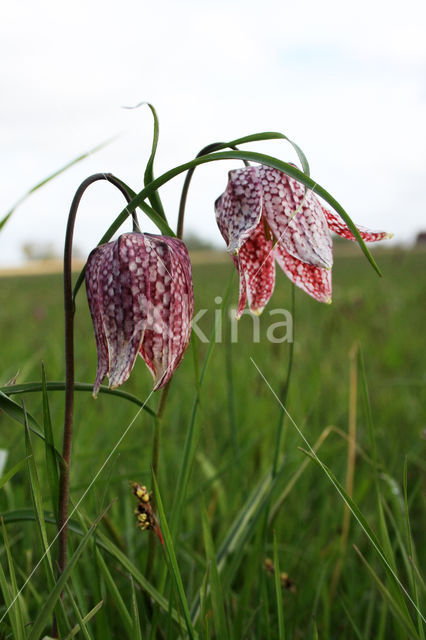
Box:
272;283;295;476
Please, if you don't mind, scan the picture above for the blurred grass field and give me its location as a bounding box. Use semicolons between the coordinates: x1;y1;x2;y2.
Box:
0;248;425;639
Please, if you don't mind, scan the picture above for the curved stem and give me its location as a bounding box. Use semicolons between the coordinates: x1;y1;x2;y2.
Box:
176;142;249;239
272;283;295;476
58;173;135;578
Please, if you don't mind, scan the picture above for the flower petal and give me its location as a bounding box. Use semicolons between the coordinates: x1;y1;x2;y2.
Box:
139;235;193;390
274;244;332;303
259;166;333;269
215;167;263;254
236;219;276;317
106;234;150;389
85;243;113;397
321;206;393;242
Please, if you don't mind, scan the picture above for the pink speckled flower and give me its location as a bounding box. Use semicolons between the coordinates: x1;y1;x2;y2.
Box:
85;232;193;395
215;165;391;316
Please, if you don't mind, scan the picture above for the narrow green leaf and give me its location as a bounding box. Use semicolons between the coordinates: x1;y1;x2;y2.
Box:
64;582;94;640
201;506;229;640
142;103;166;220
0;518;26;639
62;600;104;640
0;508;207;636
299;447;424;630
354;545;419;639
41;365;60;522
0;137;115;230
27;503;113;640
152;474;196;640
131;578;143;640
1;381;155;417
273;531;285;640
191;468;280;624
0;390;43;434
227;130;310;176
90;150;382;276
23;405;69;635
0;458;27;490
95;548;132;635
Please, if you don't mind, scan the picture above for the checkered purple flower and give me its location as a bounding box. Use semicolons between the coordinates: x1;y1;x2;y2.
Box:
215;165;391;315
85;232;193;395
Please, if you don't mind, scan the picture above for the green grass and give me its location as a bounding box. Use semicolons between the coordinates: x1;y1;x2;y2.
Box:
0;249;425;639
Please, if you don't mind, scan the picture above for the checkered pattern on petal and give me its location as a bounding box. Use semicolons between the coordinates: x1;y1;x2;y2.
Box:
85;242;113;397
215;167;263;254
274;243;332;303
235;219;275;318
321;206;393;243
258;166;333;269
107;234;150;389
139;235;193;390
86;232;194;394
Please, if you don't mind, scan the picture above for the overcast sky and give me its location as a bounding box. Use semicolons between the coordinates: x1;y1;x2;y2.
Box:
1;0;425;266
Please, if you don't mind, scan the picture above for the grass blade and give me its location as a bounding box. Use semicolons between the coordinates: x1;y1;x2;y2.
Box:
63;600;104;640
0;518;26;639
64;581;97;640
0;137;115;230
353;545;419;639
0;458;27;490
95;548;133;636
131;578;143;640
273;531;285;640
142;102;166;220
152;474;197;640
87;149;382;282
41;364;60;522
201;506;229;640
1;381;155;418
27;503;113;640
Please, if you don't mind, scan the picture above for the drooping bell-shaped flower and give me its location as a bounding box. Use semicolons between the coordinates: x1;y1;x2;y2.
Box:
85;232;193;396
215;165;392;315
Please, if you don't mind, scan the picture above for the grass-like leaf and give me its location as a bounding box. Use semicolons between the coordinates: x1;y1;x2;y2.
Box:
0;518;26;639
41;364;60;522
201;506;229;640
273;531;285;640
142;102;166;220
1;381;155;418
27;503;113;640
353;545;420;639
85;149;382;283
0;137;115;230
152;473;197;640
130;578;143;640
63;600;104;640
0;458;27;490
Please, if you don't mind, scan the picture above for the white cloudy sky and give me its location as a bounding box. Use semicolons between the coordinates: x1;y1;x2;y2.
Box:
1;0;425;265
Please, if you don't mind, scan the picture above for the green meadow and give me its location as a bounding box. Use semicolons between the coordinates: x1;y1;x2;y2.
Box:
0;248;425;639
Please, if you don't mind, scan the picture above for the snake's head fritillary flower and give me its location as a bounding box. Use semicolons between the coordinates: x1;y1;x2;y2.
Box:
215;165;392;316
85;232;193;396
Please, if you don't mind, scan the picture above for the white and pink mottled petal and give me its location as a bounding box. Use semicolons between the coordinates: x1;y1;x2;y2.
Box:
321;206;393;243
233;255;248;319
85;242;113;397
274;244;332;303
259;166;333;269
237;219;276;316
215;167;263;254
139;235;194;390
108;234;149;389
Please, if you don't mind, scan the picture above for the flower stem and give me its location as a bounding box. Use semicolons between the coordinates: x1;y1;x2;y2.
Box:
176;143;248;238
59;173;135;578
272;283;295;476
